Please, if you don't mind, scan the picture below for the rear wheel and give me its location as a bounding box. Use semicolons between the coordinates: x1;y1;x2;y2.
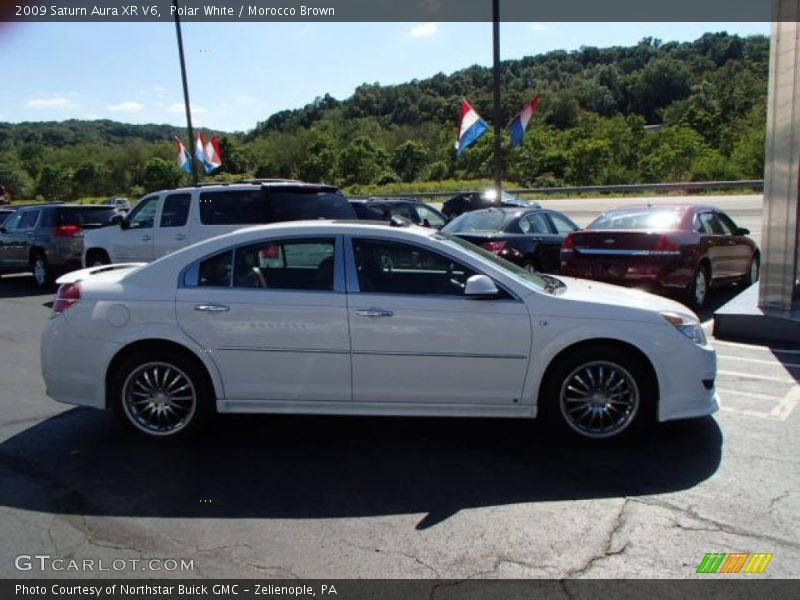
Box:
31;253;51;288
542;346;655;441
111;350;214;439
688;264;710;310
521;259;539;274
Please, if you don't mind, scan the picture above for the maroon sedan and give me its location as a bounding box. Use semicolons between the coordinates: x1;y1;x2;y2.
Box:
560;204;759;309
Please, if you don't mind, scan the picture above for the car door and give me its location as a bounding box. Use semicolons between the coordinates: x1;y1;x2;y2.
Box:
714;210;753;277
175;236;351;403
110;195;159;262
542;211;579;273
0;211;25;267
518;212;562;273
346;236;532;406
696;211;734;280
153;192;193;258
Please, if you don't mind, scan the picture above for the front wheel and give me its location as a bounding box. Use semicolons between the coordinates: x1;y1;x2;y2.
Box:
542;346;655;441
111;351;213;439
744;255;759;287
688;264;710;310
31;253;51;288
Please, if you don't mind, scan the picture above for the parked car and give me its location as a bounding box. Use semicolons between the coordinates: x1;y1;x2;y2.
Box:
560;204;760;309
0;204;117;286
43;220;718;441
102;197;131;213
442;206;579;273
349;197;447;229
0;208;15;227
442;189;542;221
82;181;355;267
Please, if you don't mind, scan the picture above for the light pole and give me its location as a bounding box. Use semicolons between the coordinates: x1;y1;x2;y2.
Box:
173;0;199;185
491;0;503;203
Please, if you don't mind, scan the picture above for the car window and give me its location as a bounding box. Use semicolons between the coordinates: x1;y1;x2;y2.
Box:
160;193;191;228
443;210;507;233
19;210;40;230
415;205;446;228
387;205;415;221
0;212;12;227
352;203;384;220
127;196;159;229
591;209;683;230
715;211;737;235
233;238;335;291
522;213;550;234
200;189;353;225
197;250;233;287
353;239;476;296
697;212;722;235
2;211;23;231
269;190;353;221
200;190;266;225
548;212;578;235
58;207;116;227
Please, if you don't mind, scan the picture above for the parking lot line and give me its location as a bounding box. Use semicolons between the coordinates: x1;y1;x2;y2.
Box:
718;355;800;370
714;339;800;355
717;369;797;383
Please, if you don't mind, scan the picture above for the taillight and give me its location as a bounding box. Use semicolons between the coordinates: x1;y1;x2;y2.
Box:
562;233;575;251
52;282;81;316
54;224;83;238
481;241;507;254
649;235;680;256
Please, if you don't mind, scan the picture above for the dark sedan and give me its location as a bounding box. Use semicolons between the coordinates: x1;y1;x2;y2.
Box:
559;204;760;309
349;197;447;229
442;189;542;221
442;206;579;273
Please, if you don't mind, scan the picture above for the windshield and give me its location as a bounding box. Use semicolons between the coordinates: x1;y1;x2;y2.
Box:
434;232;549;292
444;210;508;233
590;209;684;230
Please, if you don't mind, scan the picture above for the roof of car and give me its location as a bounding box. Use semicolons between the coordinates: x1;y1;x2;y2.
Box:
348;197;422;204
602;204;714;213
166;181;338;194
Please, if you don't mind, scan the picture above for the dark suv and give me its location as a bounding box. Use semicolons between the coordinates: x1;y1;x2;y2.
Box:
349;197;447;229
0;204;116;287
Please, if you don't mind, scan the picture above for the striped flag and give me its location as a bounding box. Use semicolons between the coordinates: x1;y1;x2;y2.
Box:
456;100;488;157
508;95;541;148
203;135;222;173
175;137;192;173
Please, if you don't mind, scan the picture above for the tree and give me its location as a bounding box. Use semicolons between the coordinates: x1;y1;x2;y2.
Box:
390;140;430;182
337;137;387;186
133;157;182;193
36;165;73;202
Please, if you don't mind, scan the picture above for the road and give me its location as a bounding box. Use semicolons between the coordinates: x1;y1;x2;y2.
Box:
0;194;797;581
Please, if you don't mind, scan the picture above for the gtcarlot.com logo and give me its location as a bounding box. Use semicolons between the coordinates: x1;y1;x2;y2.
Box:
696;552;773;574
15;554;195;572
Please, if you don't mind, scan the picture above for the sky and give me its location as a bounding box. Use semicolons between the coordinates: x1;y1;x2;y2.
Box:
1;21;770;133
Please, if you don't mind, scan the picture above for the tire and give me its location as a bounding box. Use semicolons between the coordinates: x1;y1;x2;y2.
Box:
31;253;51;288
110;350;214;439
521;259;539;274
688;263;710;310
541;346;655;441
86;249;111;267
744;255;759;287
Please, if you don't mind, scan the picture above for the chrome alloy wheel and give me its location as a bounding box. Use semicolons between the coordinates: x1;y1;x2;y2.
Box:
559;361;640;438
122;362;197;436
693;269;708;307
33;256;47;287
749;259;759;284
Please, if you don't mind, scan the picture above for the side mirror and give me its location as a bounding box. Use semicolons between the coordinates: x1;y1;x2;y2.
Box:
119;217;130;230
422;218;431;228
464;274;499;299
736;227;750;235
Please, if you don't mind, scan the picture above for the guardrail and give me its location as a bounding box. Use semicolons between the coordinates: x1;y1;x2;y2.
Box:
375;179;764;203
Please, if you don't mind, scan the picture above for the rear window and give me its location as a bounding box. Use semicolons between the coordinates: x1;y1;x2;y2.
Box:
57;207;116;226
590;209;685;230
0;211;12;226
199;188;354;225
352;203;386;220
444;210;509;233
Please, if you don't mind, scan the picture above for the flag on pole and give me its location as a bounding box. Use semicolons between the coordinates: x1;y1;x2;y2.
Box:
508;95;541;148
195;133;207;167
175;137;192;173
203;135;223;173
456;100;488;156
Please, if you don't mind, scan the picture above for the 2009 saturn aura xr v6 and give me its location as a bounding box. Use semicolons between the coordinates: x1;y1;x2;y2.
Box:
41;220;718;441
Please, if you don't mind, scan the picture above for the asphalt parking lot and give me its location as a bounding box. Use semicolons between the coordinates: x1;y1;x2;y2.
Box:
0;195;797;580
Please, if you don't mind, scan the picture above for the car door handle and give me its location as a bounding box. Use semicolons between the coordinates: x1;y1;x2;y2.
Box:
141;235;152;241
194;304;230;312
174;234;187;241
355;308;394;318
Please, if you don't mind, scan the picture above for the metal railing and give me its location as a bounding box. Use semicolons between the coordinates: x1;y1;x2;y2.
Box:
374;179;764;203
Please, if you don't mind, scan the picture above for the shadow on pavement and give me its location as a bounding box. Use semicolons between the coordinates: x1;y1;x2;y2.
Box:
0;409;723;529
0;274;55;298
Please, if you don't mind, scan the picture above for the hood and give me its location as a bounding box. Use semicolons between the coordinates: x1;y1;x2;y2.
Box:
555;276;697;318
55;263;146;285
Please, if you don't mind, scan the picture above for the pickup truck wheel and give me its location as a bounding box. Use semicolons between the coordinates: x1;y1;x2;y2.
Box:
86;250;111;267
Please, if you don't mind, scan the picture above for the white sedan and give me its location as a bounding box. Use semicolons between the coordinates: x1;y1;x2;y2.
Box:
41;221;718;440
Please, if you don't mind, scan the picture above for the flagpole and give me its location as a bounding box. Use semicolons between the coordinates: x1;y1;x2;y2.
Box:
491;0;503;203
173;0;199;185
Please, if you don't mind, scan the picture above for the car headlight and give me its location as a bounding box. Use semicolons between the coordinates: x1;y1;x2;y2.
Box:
661;312;707;346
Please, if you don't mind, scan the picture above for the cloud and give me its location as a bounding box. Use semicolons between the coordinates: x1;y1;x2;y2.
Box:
530;23;548;32
166;102;206;115
410;23;438;38
25;95;78;109
107;101;144;113
152;85;167;93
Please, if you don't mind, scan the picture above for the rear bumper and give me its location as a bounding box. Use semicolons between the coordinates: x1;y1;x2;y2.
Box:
561;256;694;291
